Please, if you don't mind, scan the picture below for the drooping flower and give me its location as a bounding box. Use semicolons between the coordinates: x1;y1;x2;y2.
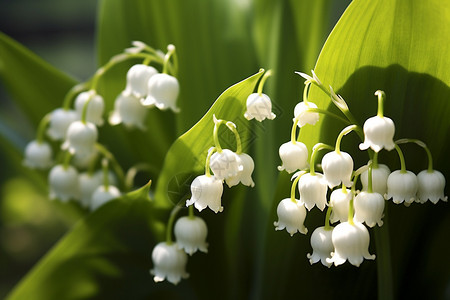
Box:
109;92;149;130
46;108;78;141
329;188;352;223
61;121;98;157
74;91;105;126
79;170;117;208
277;141;308;173
174;216;208;255
307;226;334;268
72;150;98;169
23;140;53;169
90;185;121;211
354;191;385;227
385;170;418;204
209;149;243;180
273;198;308;236
321;151;354;188
244;93;276;122
298;173;328;211
48;164;80;202
416;170;448;204
124;64;158;99
294;101;319;127
326;221;375;267
359;116;395;152
150;242;189;285
360;164;390;195
225;152;255;188
186;175;224;213
142;73;180;112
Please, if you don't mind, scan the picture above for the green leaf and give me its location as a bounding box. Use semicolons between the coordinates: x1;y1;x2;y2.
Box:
154;70;264;209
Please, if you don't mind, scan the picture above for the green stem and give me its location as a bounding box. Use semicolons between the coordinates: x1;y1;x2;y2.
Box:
394;144;407;173
162;44;176;75
95;143;125;189
395;138;433;173
188;205;195;219
335;124;359;154
310;143;334;175
226;121;242;154
291;118;299;143
301;107;353;127
257;69;272;95
290;171;306;202
348;173;360;225
36;113;51;144
372;151;379;168
102;158;110;191
303;81;311;104
124;163;157;191
213;115;226;152
205;147;216;177
375;90;386;118
324;205;333;230
368;160;373;193
62;83;89;110
81;91;94;124
165;205;182;244
62;151;72;170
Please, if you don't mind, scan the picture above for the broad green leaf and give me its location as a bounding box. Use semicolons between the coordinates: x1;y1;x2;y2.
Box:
154;70;264;209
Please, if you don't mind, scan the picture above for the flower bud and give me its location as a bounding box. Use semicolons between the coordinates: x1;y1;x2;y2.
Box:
61;121;98;157
48;165;80;202
294;101;319;127
90;185;121;211
23;140;53;169
46;108;78;141
124;64;158;99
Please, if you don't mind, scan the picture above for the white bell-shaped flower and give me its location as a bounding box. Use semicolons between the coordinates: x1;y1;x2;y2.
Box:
48;164;80;202
174;216;208;255
186;175;224;213
90;185;121;211
294;101;319;127
150;242;189;285
72;150;98;169
23;140;53;169
417;170;447;204
225;152;255;188
46;108;78;141
361;164;390;195
354;191;385;227
142;73;180;112
298;173;328;211
61;121;98;157
277;141;308;173
209;149;243;180
78;171;117;208
326;221;375;267
273;198;308;236
109;92;148;130
359;116;395;152
307;226;334;267
244;93;276;122
329;188;352;223
321;151;353;188
124;64;158;99
74;91;105;126
385;170;418;204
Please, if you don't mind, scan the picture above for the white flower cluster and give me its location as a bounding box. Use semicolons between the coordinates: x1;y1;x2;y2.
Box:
274;71;447;268
22;42;181;211
151;115;256;285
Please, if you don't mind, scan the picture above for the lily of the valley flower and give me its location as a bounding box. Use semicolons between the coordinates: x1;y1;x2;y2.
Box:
326;221;375;267
244;93;276;122
329;188;352;224
225;152;255;188
142;73;180;112
209;149;242;181
293;101;319;127
90;185;121;211
321;151;353;188
273;198;308;236
359;116;395;152
354;191;385;227
385;170;418;204
298;173;328;211
79;170;117;208
307;226;334;268
124;64;158;99
361;163;390;195
74;91;105;126
23;140;53;169
416;170;448;204
277;141;308;173
150;242;189;285
186;175;224;213
109;92;149;130
48;164;80;202
61;121;98;157
174;216;208;255
46;108;78;141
